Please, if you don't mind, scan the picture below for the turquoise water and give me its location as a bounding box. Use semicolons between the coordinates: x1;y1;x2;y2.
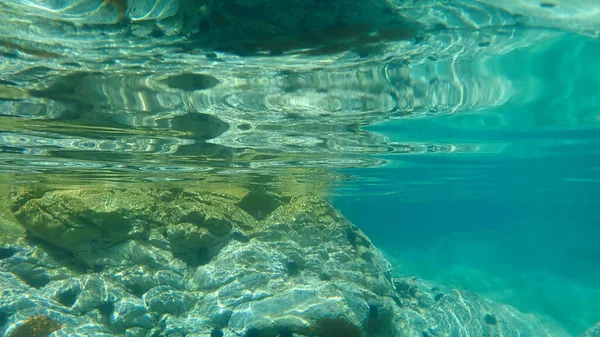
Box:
1;0;600;336
331;35;600;335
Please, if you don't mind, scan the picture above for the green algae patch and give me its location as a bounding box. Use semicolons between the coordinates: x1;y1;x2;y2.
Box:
9;316;61;337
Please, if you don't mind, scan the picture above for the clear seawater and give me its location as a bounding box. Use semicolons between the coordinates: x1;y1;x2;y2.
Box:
1;0;600;336
329;34;600;335
329;35;600;335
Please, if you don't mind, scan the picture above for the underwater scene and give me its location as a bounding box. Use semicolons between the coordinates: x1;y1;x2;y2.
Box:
0;0;599;336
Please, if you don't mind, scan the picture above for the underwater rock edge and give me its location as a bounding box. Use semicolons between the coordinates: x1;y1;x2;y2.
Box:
0;188;577;337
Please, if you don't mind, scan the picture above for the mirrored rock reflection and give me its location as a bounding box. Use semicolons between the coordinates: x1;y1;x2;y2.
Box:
0;184;573;337
2;0;586;176
0;60;513;175
3;0;591;176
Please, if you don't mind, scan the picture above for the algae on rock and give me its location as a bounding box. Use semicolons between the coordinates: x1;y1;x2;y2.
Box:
1;184;578;337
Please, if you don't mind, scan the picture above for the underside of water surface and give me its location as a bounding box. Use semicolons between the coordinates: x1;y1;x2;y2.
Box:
1;0;599;337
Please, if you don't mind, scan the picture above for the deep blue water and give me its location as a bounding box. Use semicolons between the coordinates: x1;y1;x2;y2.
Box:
333;145;600;335
331;35;600;335
334;194;600;334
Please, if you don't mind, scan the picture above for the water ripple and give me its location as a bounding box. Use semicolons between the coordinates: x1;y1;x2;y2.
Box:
0;0;599;181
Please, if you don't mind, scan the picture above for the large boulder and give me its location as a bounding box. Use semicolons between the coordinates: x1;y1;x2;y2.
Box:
9;188;255;265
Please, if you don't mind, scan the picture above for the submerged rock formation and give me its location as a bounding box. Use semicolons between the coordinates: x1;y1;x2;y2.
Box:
583;323;600;337
0;186;576;336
